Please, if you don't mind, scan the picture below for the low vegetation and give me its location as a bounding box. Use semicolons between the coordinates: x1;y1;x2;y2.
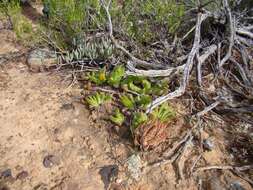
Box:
0;0;39;46
84;65;177;143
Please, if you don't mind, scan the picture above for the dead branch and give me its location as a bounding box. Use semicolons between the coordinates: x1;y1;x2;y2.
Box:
196;164;253;172
146;13;209;112
126;61;185;77
196;100;221;117
197;44;218;86
236;28;253;39
218;0;235;68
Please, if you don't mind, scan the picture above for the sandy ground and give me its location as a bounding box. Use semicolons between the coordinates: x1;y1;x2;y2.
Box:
0;30;126;190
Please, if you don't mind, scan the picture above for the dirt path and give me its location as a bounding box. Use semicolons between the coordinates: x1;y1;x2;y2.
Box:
0;30;127;190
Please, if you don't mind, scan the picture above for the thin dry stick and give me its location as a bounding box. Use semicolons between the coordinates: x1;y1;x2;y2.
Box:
197;45;218;86
196;164;253;172
196;100;221;117
236;28;253;39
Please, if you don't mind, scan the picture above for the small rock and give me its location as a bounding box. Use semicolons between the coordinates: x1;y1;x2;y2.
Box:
60;103;75;110
0;169;12;179
203;138;214;151
126;154;142;181
43;155;60;168
230;182;245;190
16;171;28;180
99;165;119;190
27;48;57;72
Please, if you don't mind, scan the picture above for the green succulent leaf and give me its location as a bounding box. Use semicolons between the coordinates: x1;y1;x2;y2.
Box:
151;103;176;122
107;65;125;88
121;76;150;94
110;108;125;126
88;67;107;85
85;92;112;108
120;94;135;109
128;82;142;93
136;95;152;109
131;112;148;131
142;79;152;94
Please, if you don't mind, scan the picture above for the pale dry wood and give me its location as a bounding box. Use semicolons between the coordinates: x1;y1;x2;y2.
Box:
146;13;209;112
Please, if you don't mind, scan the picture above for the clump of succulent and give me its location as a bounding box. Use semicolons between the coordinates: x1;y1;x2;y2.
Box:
107;65;125;88
132;103;176;150
88;67;107;85
61;38;114;63
85;92;112;108
151;103;176;122
131;112;148;132
110;108;125;126
120;94;135;110
136;95;152;109
121;76;151;94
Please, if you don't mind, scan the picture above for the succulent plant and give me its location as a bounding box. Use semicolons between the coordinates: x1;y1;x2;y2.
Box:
131;112;148;131
85;92;112;108
107;65;125;88
120;94;135;110
88;67;107;85
151;103;176;122
110;108;125;126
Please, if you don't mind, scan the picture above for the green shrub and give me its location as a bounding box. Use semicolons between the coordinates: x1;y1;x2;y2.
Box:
0;0;35;45
118;0;185;43
44;0;107;49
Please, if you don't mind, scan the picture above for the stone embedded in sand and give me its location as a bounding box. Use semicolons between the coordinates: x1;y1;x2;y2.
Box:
203;138;214;151
230;182;245;190
27;48;57;72
99;165;119;190
43;155;60;168
126;154;142;181
0;169;12;179
16;171;28;180
60;103;75;111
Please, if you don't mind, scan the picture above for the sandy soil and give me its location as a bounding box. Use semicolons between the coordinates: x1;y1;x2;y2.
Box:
0;30;126;190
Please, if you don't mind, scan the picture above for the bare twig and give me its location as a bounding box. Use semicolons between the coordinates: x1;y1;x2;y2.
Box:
146;13;209;112
196;100;221;117
196;164;253;172
219;0;235;68
236;28;253;39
